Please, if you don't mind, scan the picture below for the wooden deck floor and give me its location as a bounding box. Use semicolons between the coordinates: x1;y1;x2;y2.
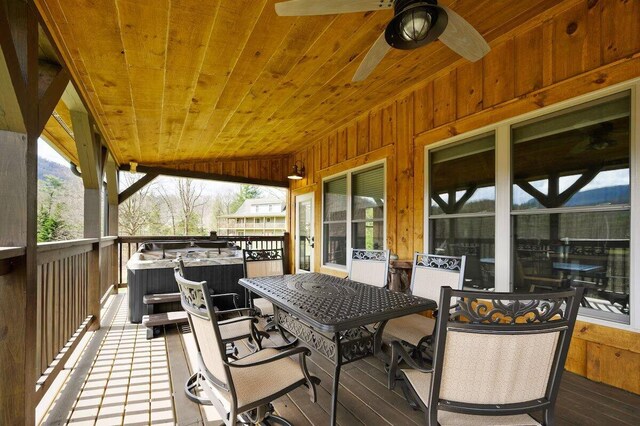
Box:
41;291;640;425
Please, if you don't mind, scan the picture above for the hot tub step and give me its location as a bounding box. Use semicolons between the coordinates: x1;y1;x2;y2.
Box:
143;311;188;339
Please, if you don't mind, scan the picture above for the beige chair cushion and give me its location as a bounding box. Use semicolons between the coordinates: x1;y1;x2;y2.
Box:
190;314;229;385
219;319;252;341
412;267;462;301
350;260;387;287
245;260;283;278
227;348;305;409
253;298;274;316
439;330;559;405
402;370;540;426
384;314;435;346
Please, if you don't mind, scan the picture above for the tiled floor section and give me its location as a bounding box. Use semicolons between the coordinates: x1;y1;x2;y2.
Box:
41;293;174;425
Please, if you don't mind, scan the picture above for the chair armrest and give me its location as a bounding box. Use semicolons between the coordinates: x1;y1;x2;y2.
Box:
227;347;311;368
210;293;239;309
391;341;432;373
218;316;255;326
388;340;432;389
215;307;257;318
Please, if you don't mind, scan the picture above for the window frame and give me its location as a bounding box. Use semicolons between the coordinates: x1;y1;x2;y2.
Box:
321;160;387;271
424;78;640;331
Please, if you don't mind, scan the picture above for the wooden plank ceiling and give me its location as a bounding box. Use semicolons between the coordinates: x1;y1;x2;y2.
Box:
35;0;559;166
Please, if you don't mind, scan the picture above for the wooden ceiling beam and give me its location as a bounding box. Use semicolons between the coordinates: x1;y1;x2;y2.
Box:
71;108;100;189
117;171;158;205
119;163;290;189
0;0;27;132
0;37;24;132
36;59;68;134
105;155;119;205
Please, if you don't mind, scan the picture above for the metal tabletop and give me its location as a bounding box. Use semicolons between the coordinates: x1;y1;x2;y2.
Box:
239;272;436;426
238;272;436;333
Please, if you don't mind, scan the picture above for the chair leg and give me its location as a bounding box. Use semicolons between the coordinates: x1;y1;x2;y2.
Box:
264;316;277;332
184;373;213;406
242;403;293;426
399;379;420;411
543;407;555;426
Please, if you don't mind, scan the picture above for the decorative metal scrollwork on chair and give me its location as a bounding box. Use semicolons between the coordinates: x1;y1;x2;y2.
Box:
389;286;583;426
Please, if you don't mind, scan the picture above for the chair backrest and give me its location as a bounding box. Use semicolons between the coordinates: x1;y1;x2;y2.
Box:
348;249;390;288
426;286;583;422
174;268;231;392
243;248;284;278
410;253;466;303
177;257;186;277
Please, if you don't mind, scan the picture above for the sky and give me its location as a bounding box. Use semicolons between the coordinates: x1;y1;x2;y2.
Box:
38;138;68;166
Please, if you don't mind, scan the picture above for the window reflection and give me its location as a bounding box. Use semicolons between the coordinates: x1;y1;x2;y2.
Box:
429;133;495;289
511;91;630;322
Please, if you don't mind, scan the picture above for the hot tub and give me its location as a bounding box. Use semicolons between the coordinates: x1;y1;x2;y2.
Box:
126;241;246;323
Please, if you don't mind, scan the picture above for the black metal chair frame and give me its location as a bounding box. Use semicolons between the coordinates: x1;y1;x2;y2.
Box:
178;258;267;354
390;285;584;425
242;248;286;335
387;253;466;373
175;269;319;425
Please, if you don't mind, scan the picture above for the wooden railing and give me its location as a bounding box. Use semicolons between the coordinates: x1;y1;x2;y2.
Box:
33;237;119;403
117;233;291;284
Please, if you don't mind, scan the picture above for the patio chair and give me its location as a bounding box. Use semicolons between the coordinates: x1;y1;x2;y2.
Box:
384;253;465;376
242;248;284;320
515;250;570;292
175;268;319;425
389;285;583;425
348;248;391;288
177;259;266;353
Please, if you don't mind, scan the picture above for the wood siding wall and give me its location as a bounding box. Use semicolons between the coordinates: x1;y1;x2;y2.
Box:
288;0;640;394
154;155;291;185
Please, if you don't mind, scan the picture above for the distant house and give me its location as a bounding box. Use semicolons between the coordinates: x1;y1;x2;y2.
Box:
218;198;286;236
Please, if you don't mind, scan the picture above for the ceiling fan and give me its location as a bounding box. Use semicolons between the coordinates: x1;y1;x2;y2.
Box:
570;121;618;154
275;0;491;81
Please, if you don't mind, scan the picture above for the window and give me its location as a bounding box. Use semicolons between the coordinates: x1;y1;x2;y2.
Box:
428;133;496;290
352;166;385;251
323;164;385;268
511;91;630;322
425;88;634;325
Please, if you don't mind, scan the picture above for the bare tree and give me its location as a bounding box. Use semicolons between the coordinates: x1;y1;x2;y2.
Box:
177;178;206;235
156;185;178;235
210;189;237;230
119;174;153;235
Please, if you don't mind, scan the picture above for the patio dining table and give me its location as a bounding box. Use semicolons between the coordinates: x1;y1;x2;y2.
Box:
238;272;436;426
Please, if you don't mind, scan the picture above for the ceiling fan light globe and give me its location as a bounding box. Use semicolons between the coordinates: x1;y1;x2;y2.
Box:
399;9;432;42
385;3;447;50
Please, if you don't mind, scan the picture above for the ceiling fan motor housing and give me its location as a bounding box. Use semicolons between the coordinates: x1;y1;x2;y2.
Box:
386;0;448;50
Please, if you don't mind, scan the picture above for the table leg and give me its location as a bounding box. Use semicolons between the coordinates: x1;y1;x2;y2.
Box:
328;332;343;426
330;362;341;426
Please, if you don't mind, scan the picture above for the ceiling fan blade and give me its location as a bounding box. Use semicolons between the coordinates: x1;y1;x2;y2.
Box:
275;0;393;17
352;31;391;82
438;6;490;62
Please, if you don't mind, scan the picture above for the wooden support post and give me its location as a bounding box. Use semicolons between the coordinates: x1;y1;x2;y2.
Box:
105;155;119;235
105;156;119;289
0;130;32;425
0;0;67;421
69;86;103;330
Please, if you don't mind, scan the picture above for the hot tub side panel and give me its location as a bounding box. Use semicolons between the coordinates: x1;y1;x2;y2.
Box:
127;263;246;323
